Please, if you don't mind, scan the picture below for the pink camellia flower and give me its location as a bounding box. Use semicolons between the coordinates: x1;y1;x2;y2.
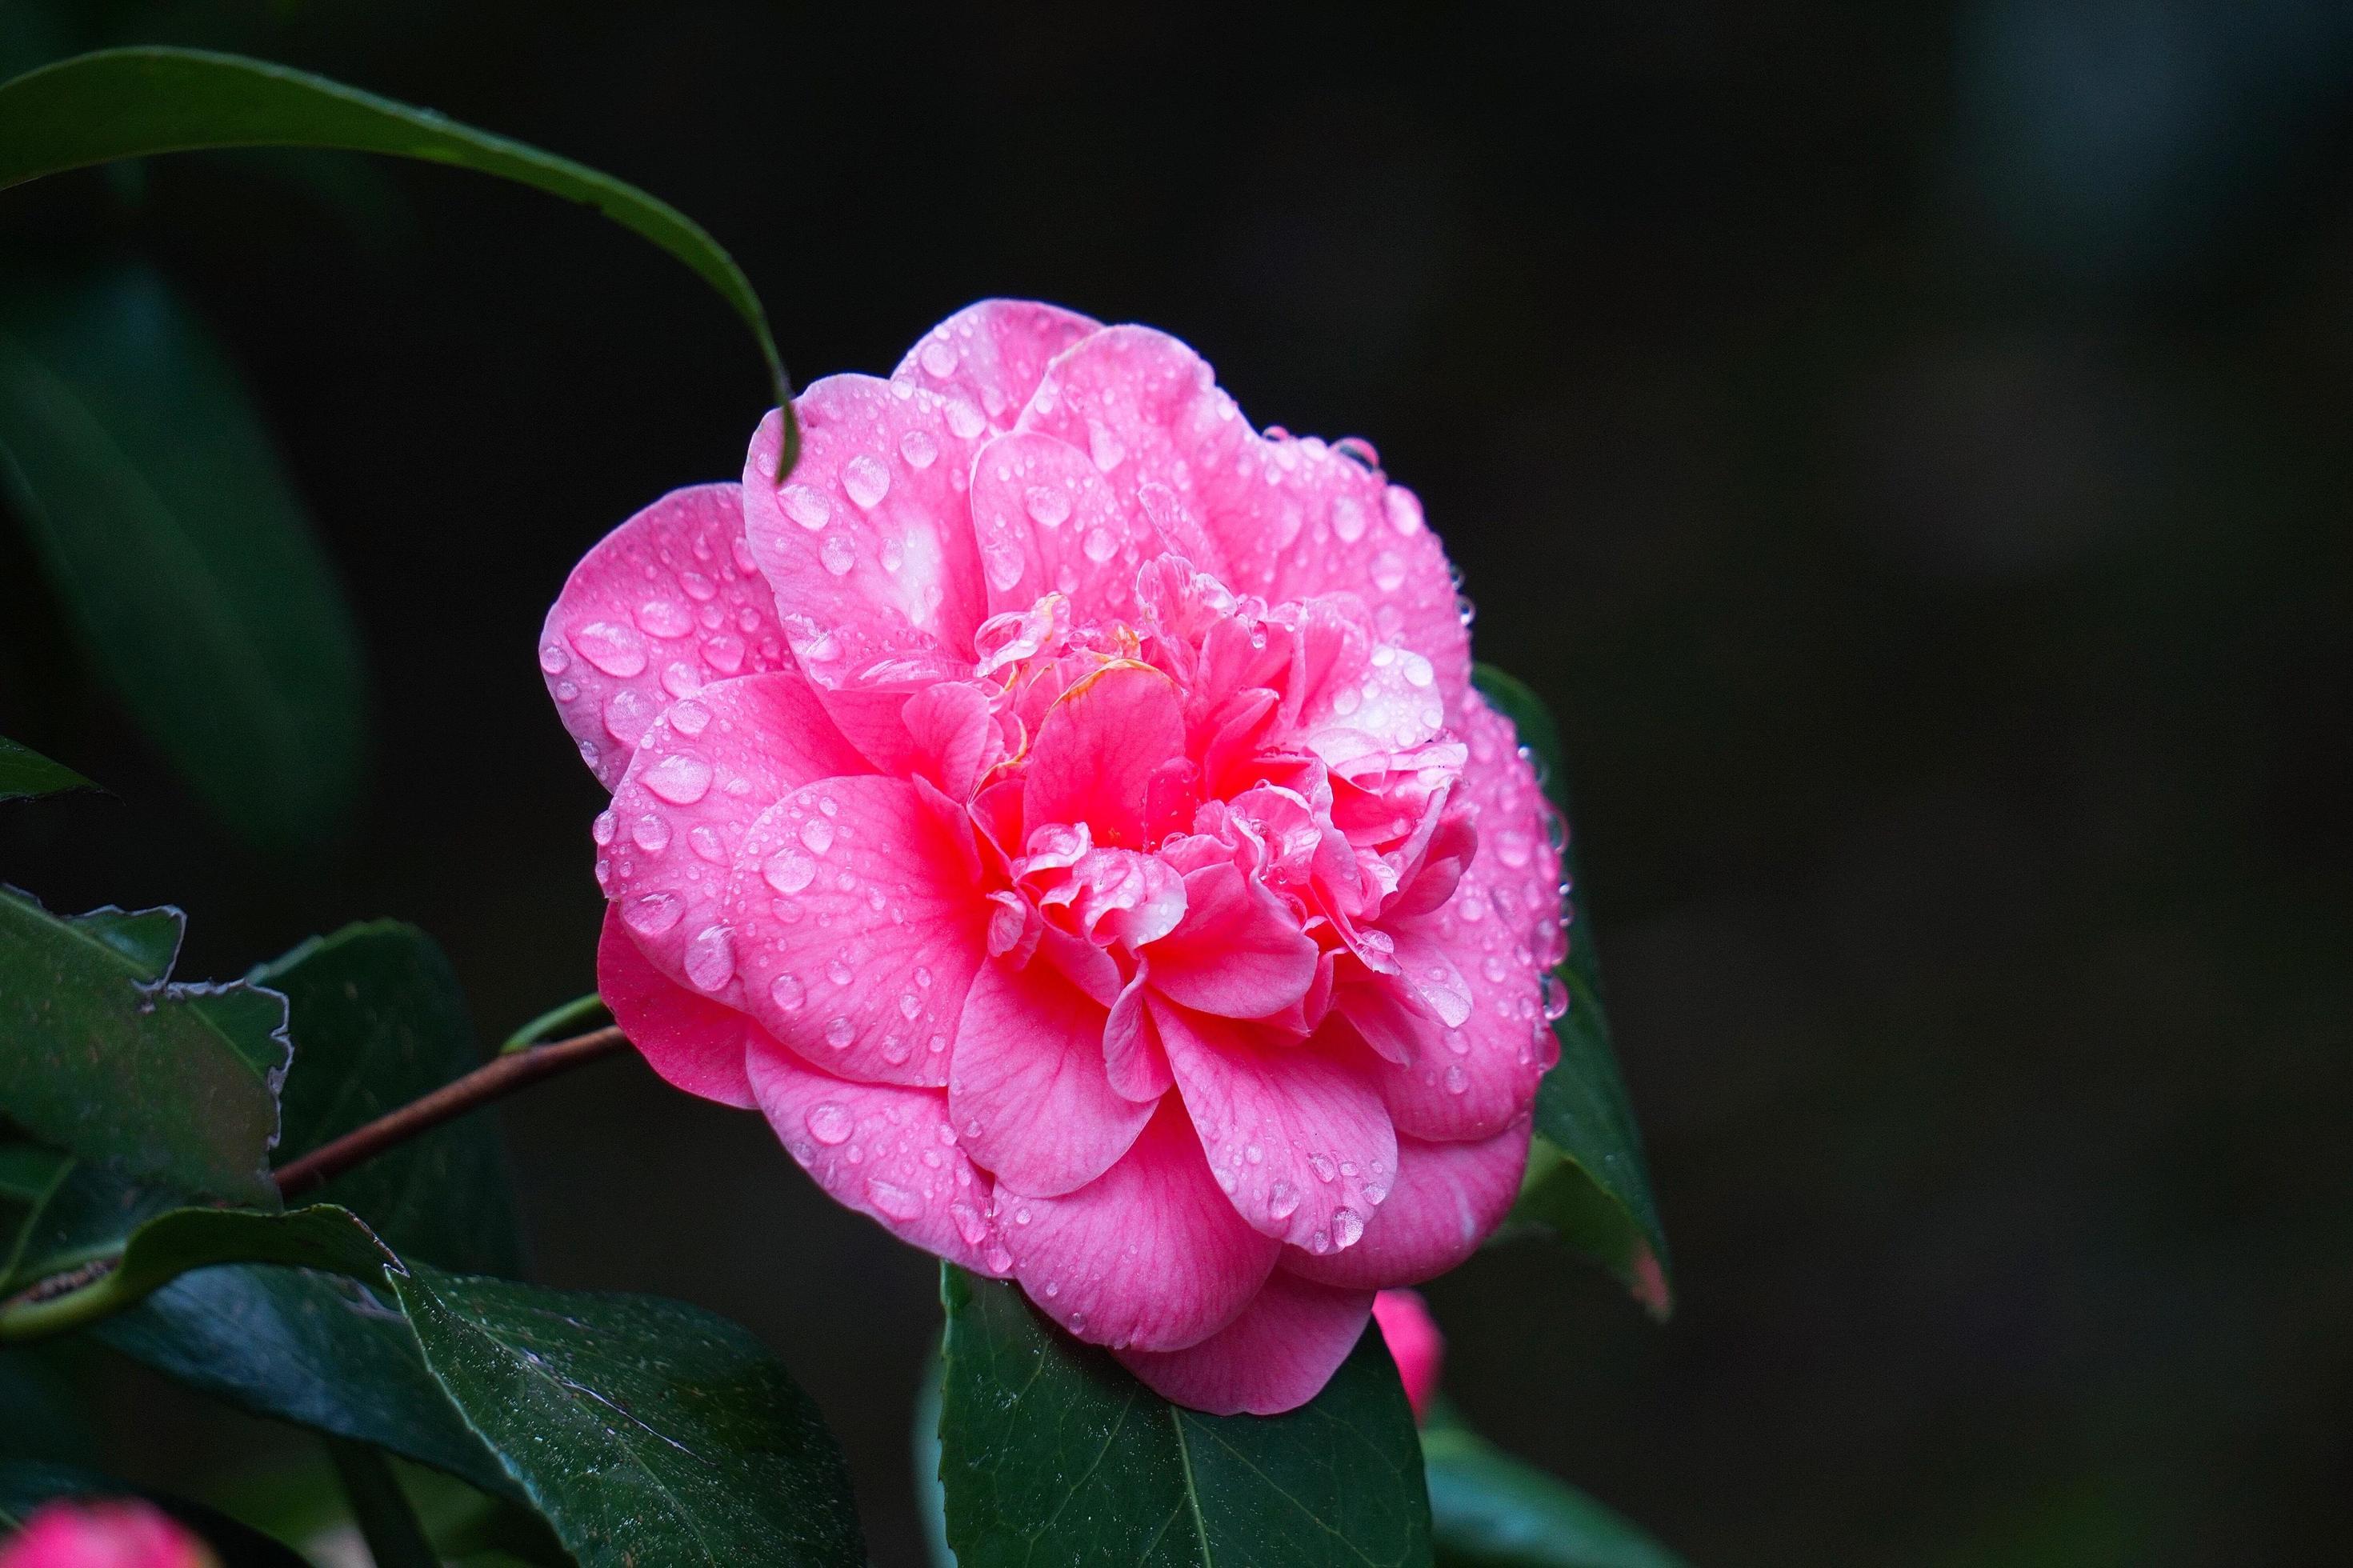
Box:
543;302;1567;1414
0;1499;218;1568
1371;1288;1445;1422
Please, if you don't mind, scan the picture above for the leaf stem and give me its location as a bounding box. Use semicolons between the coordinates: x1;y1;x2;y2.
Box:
272;1025;630;1200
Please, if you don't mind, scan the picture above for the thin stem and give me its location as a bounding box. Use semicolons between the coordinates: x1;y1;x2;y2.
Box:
500;991;610;1054
273;1025;630;1200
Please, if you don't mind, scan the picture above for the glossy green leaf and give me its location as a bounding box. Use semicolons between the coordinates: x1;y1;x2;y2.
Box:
98;1263;515;1497
0;1143;177;1296
1423;1423;1687;1568
390;1269;866;1568
0;1460;311;1567
0;262;368;850
0;890;287;1204
0;45;797;467
0;734;93;801
256;921;523;1274
1471;664;1671;1309
46;1203;861;1564
938;1266;1433;1568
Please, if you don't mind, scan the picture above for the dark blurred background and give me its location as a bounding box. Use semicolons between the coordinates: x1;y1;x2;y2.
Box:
4;2;2351;1562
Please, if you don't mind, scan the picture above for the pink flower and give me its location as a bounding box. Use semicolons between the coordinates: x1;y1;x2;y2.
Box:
545;302;1566;1414
1371;1288;1445;1421
0;1500;218;1568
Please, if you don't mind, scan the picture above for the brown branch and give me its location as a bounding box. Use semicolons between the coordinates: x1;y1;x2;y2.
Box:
273;1025;631;1201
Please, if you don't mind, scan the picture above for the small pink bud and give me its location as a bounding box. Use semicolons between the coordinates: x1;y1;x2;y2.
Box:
0;1498;218;1568
1372;1288;1445;1422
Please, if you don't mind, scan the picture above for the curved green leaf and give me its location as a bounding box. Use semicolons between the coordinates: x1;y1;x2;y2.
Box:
1423;1423;1687;1568
0;1460;311;1567
0;45;797;467
0;262;368;850
0;734;93;801
0;889;288;1204
257;921;523;1274
14;1203;862;1566
1471;664;1671;1309
938;1265;1433;1568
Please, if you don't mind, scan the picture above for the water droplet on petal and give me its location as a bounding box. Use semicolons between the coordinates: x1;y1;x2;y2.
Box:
800;818;835;854
1444;1063;1470;1094
843;454;891;510
591;810;617;846
1082;526;1118;564
825;1015;856;1048
1308;1153;1337;1182
1087;422;1126;472
1331;495;1368;543
806;1102;854;1145
538;642;570;675
764;847;815;894
781;483;833;530
641;753;713;804
569;620;647;677
623;891;682;938
821;533;857;576
945;398;986;439
636;598;693;638
920;338;959;378
631;814;670;852
899;428;940;470
1267;1180;1301;1221
1332;1207;1366;1249
683;924;734;991
867;1178;923;1219
770;973;806;1012
669;698;711;736
1024;486;1072;529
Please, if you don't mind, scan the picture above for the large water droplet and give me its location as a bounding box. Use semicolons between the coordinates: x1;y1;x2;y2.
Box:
1082;526;1118;564
623;891;683;938
538;642;570;675
1308;1152;1337;1182
641;753;713;805
1331;495;1368;543
982;541;1025;592
944;398;986;440
843;454;891;510
1443;1063;1469;1094
631;814;670;853
569;620;647;677
1024;486;1072;529
867;1178;923;1220
1087;422;1126;472
806;1102;854;1145
919;338;959;378
1331;1207;1366;1249
636;598;694;638
781;483;833;530
800;818;835;855
770;973;806;1013
1267;1180;1302;1222
1543;974;1570;1022
683;925;734;991
824;1015;856;1048
764;847;815;894
821;534;856;577
899;427;940;470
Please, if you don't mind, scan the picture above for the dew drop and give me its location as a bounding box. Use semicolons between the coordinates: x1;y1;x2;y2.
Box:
1443;1063;1470;1094
820;534;857;577
1308;1152;1338;1183
763;847;815;894
591;810;617;846
568;620;647;677
636;598;694;638
1082;526;1118;564
867;1178;923;1219
826;958;854;987
1331;495;1368;543
825;1015;856;1048
669;698;711;737
1087;422;1126;472
1023;485;1072;529
919;338;959;378
843;454;892;510
781;483;833;530
631;814;670;852
623;891;682;938
806;1102;854;1146
898;992;922;1021
899;427;940;470
641;753;713;805
680;570;717;602
800;818;835;855
944;398;986;439
1267;1180;1302;1222
683;925;734;991
704;634;746;674
538;642;570;675
770;973;807;1012
1331;1207;1366;1249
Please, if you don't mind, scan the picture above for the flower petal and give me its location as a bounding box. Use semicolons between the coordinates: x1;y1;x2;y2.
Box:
894;299;1101;434
999;1100;1278;1353
745;1042;1006;1275
1114;1269;1375;1416
1156;1002;1398;1254
539;483;786;788
966;430;1162;618
1368;692;1563;1140
600;670;870;1008
1279;1122;1531;1288
1018;324;1466;703
949;958;1153;1198
595;901;756;1108
1022;663;1187;850
1145;862;1319;1018
725;774;987;1087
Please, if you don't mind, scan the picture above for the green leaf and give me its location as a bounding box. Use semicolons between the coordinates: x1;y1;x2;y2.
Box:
98;1263;516;1496
0;1344;96;1464
0;1142;178;1295
32;1204;862;1565
1470;664;1671;1310
0;889;288;1204
0;734;94;801
938;1265;1434;1568
256;921;523;1274
0;45;798;468
0;262;368;851
1423;1423;1687;1568
0;1459;312;1567
389;1268;866;1568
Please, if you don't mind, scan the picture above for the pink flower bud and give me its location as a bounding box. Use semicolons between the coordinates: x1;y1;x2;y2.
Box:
1372;1287;1445;1422
0;1499;218;1568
